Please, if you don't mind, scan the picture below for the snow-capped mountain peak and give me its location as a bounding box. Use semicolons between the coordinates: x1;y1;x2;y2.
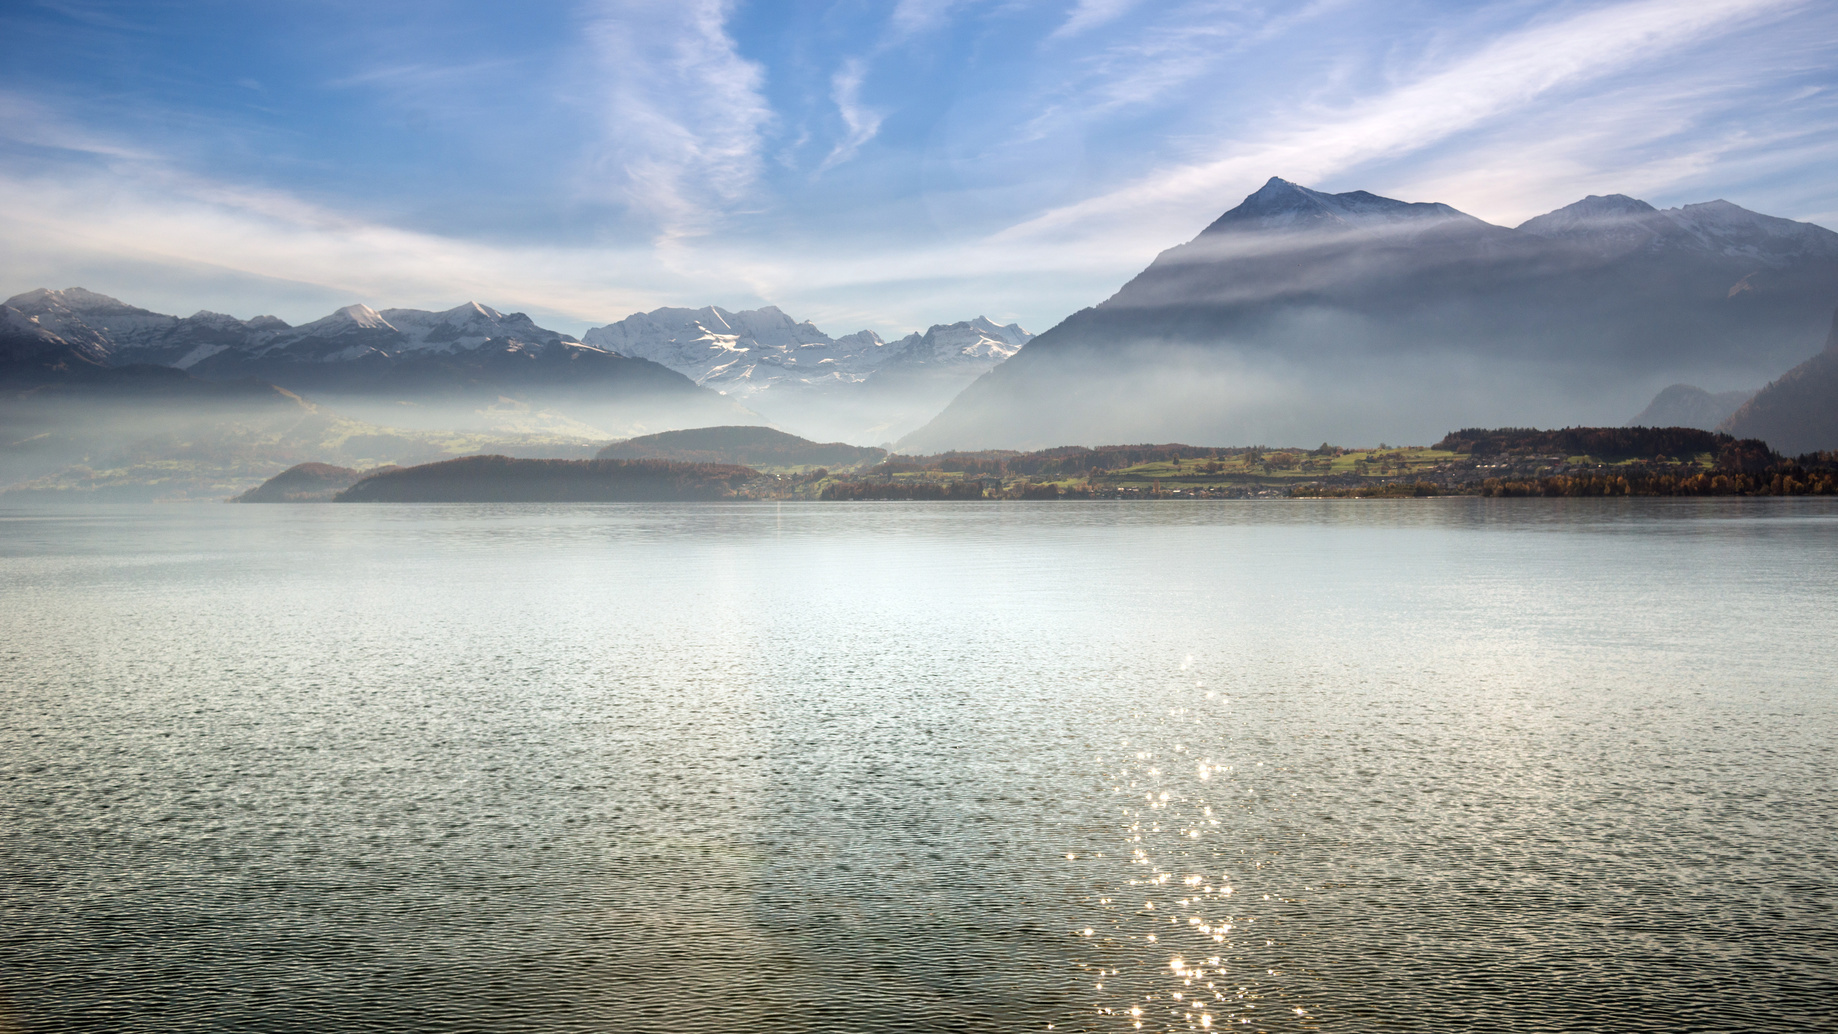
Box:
323;304;393;330
6;286;137;314
581;305;1028;397
879;317;1032;370
4;287;180;354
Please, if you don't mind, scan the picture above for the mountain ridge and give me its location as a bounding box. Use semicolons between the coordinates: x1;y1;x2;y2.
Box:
899;178;1838;453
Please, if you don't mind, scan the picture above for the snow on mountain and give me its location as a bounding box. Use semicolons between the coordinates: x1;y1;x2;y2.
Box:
8;286;1033;403
1516;193;1657;234
0;303;121;373
5;287;182;355
582;305;872;395
169;311;282;368
322;303;391;331
376;302;578;354
0;290;601;369
230;303;401;363
1519;195;1838;265
582;305;1030;396
878;316;1031;370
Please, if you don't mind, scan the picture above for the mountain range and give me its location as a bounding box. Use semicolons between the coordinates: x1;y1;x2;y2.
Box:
1;288;1026;443
7;177;1836;465
900;178;1838;452
581;306;1028;394
0;289;738;435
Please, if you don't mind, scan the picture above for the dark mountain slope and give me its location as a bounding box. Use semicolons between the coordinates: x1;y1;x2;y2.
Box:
901;179;1838;451
1719;309;1838;454
2;303;113;377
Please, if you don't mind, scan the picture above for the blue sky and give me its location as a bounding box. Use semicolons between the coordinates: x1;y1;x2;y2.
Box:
2;0;1835;337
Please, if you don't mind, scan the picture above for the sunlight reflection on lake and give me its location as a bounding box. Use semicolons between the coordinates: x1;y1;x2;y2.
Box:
2;499;1835;1032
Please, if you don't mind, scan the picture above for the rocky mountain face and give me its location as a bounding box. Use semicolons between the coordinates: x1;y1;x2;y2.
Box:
1628;384;1756;431
900;178;1838;452
1718;309;1838;455
1;303;110;374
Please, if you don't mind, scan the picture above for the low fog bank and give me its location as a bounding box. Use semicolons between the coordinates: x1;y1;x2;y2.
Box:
303;389;763;441
734;366;988;448
0;392;610;502
901;314;1800;454
901;280;1837;453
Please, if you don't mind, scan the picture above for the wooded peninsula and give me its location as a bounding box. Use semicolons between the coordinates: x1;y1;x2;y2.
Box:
237;426;1838;502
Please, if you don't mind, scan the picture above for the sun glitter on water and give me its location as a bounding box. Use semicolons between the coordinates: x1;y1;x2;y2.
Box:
1059;671;1320;1033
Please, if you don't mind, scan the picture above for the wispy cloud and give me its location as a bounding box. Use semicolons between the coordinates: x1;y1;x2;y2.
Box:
998;0;1807;247
325;59;515;91
1049;0;1143;41
0;92;157;160
818;58;885;173
0;104;673;327
1023;0;1345;143
579;0;772;239
1390;56;1838;225
890;0;973;38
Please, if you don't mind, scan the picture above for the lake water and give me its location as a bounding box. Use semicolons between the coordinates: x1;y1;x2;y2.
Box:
2;500;1835;1033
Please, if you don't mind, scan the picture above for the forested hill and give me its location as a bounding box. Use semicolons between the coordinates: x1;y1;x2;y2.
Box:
333;456;757;502
233;463;398;502
1434;427;1745;461
597;425;885;470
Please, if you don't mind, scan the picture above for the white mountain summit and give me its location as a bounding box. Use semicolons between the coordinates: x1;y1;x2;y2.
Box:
581;305;1031;397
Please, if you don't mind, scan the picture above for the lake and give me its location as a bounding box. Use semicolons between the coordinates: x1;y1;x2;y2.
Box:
2;500;1835;1033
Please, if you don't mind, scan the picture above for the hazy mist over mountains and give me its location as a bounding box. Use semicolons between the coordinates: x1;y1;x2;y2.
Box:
1719;309;1838;455
900;178;1838;452
1;285;1031;457
6;176;1838;492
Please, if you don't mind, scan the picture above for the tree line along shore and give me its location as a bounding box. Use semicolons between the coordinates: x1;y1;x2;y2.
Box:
233;426;1838;502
